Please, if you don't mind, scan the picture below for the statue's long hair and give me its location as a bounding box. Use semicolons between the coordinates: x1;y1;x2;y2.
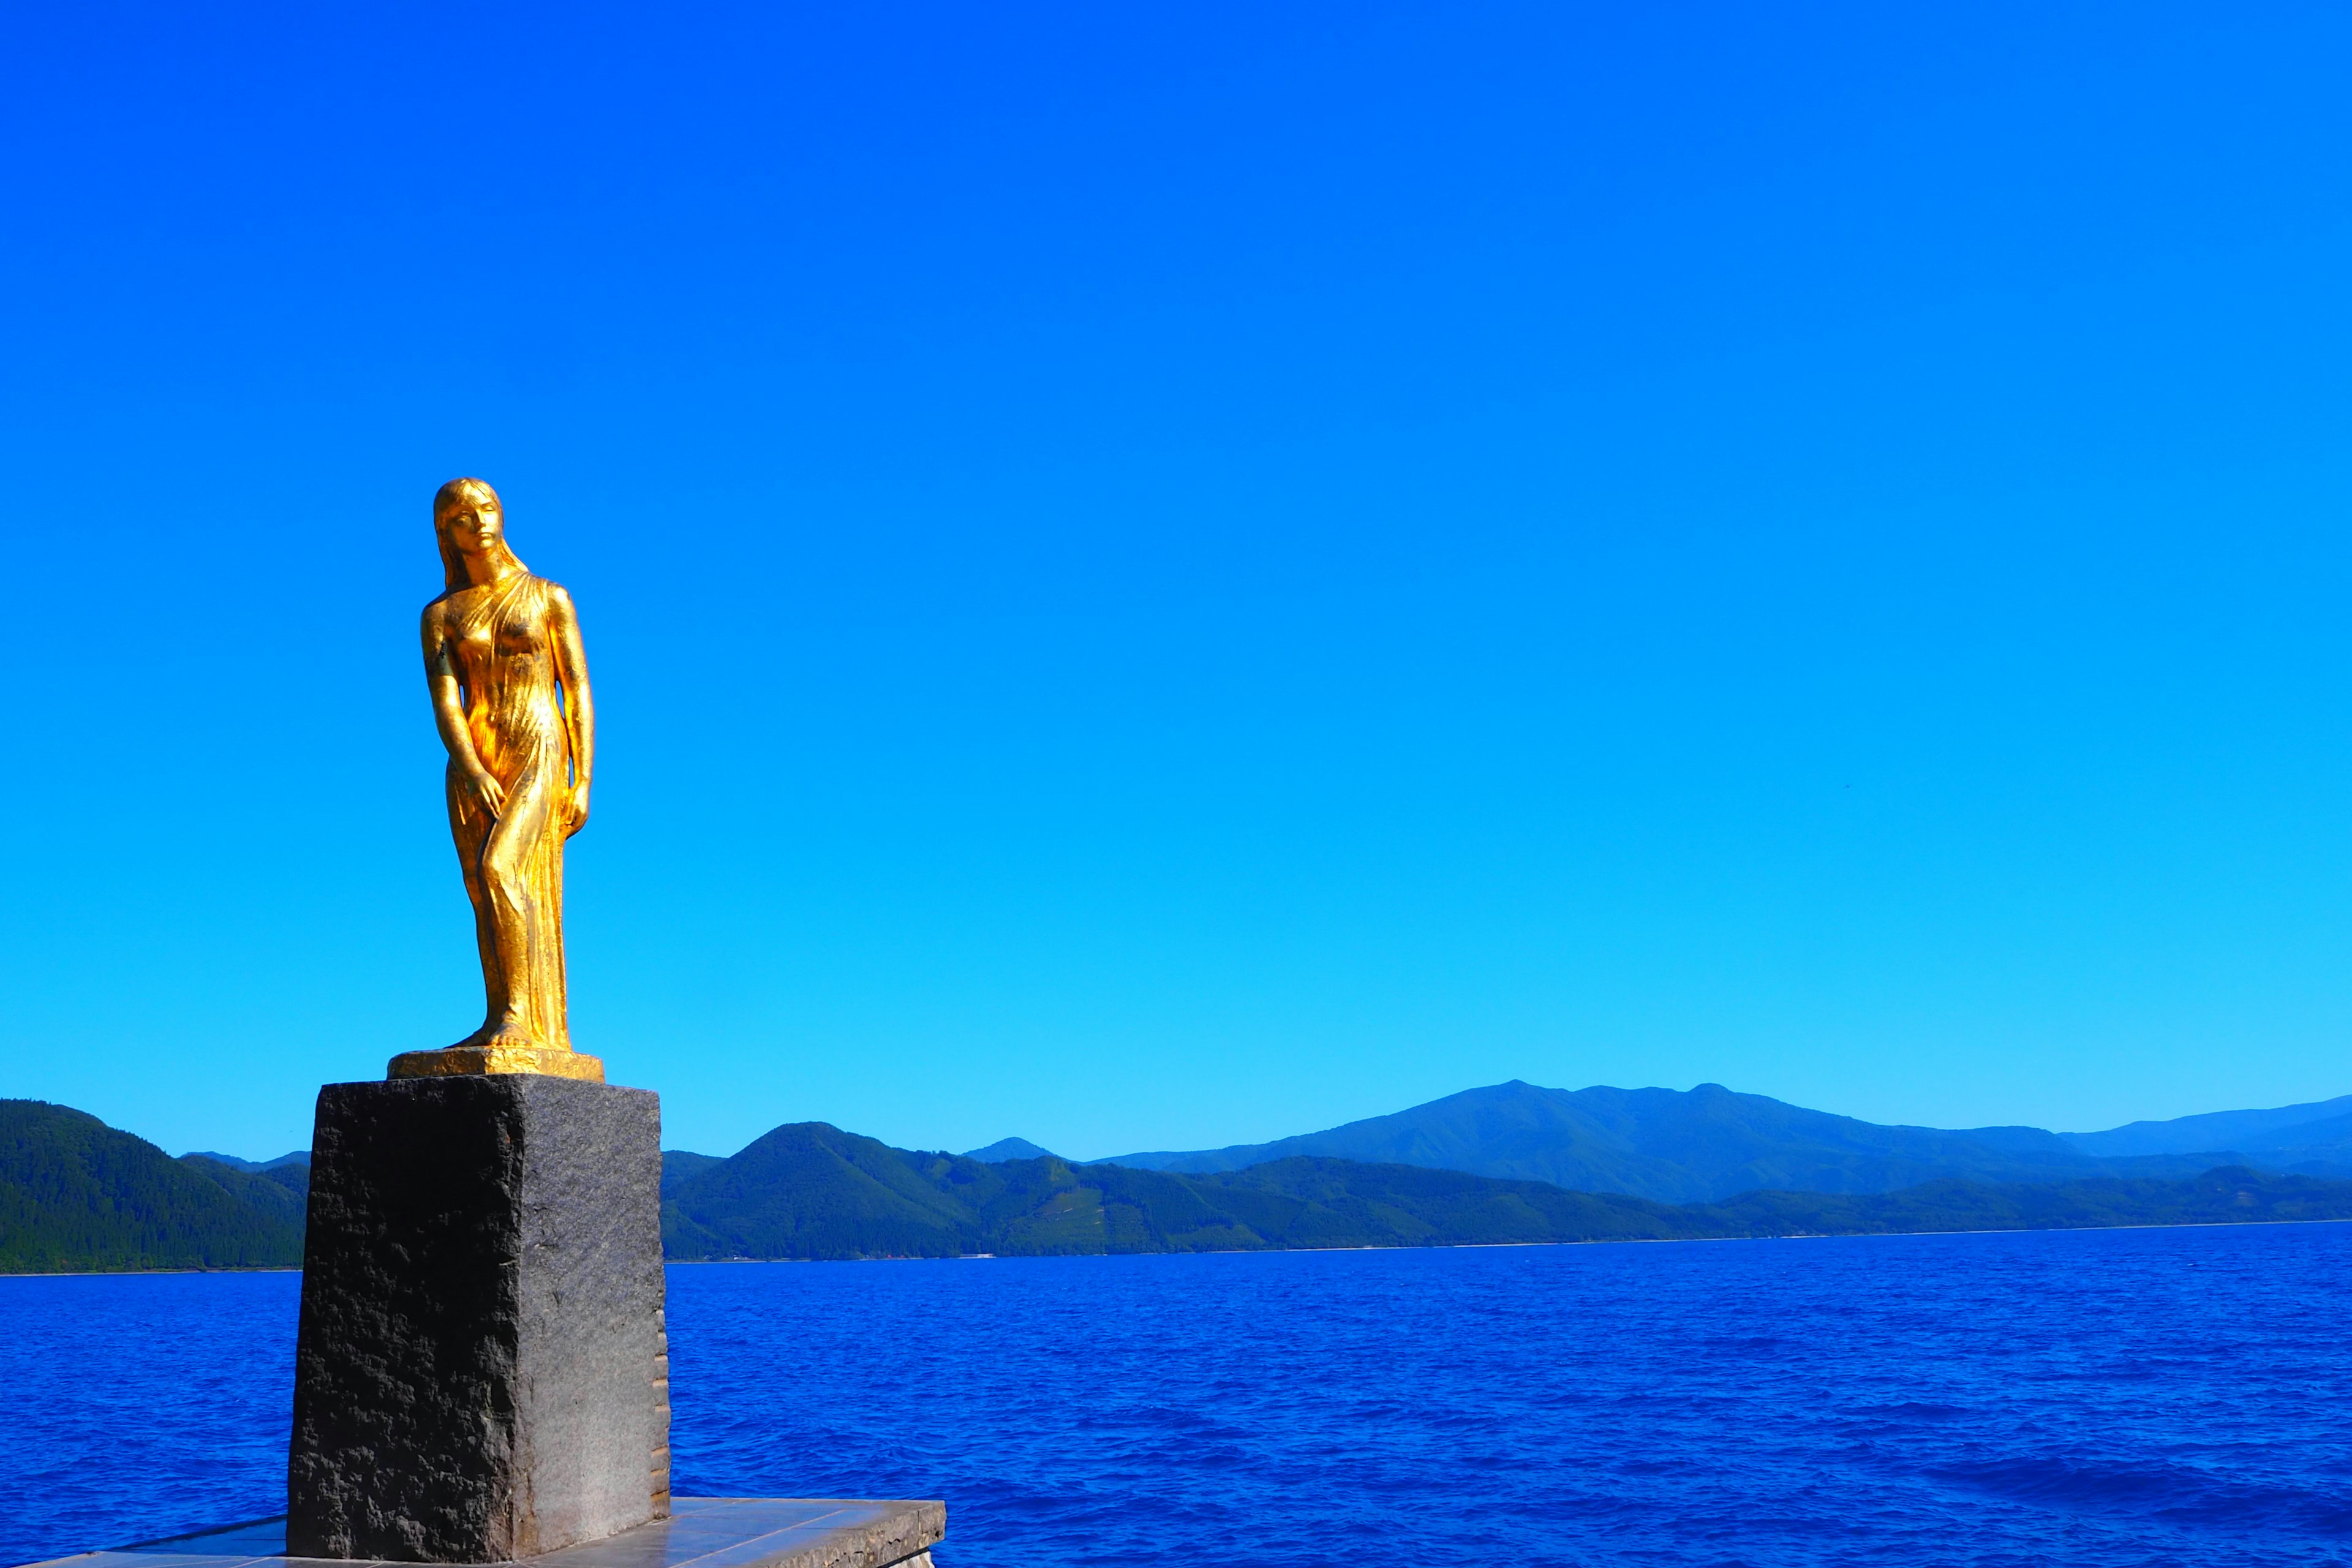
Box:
432;477;529;591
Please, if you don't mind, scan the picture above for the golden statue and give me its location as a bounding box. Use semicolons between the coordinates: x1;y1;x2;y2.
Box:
388;478;604;1083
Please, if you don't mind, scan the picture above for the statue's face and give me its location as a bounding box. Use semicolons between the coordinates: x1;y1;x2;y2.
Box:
442;493;505;558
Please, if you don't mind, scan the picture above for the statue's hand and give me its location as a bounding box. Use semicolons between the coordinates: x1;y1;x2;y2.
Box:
467;770;508;818
565;785;590;834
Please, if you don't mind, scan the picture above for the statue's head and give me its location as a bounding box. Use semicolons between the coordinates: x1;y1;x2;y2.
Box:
433;477;524;590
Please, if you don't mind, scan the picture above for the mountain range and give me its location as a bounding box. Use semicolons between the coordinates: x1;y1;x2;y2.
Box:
1074;1080;2352;1201
10;1079;2352;1270
657;1120;2352;1261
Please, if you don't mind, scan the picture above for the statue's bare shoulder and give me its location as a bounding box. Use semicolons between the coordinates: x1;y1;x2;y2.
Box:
525;579;578;642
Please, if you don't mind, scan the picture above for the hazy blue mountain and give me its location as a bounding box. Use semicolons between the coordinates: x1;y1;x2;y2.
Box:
2242;1110;2352;1149
1091;1080;2193;1204
2064;1094;2352;1157
2213;1112;2352;1178
183;1150;311;1172
965;1137;1059;1163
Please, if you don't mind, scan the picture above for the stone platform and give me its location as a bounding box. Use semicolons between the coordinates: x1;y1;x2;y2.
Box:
23;1499;945;1568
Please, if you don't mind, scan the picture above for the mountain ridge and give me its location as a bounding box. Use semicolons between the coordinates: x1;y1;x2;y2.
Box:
10;1096;2352;1273
657;1121;2352;1261
1087;1080;2321;1204
2062;1093;2352;1156
183;1149;311;1172
203;1081;2352;1196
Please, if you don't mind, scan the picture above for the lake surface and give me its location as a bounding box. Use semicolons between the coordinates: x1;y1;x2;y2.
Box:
4;1223;2348;1567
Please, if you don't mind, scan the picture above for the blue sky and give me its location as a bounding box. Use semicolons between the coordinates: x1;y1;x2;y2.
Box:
5;2;2352;1161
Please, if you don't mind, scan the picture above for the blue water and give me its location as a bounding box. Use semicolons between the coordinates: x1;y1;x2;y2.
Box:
4;1224;2348;1567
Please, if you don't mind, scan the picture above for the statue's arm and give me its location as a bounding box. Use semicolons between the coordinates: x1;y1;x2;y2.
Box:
422;603;505;815
548;584;594;831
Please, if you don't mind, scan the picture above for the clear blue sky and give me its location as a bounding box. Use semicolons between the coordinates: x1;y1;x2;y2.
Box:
4;2;2351;1162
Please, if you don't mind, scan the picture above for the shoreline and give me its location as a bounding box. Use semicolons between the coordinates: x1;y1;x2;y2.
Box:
12;1213;2350;1278
659;1210;2352;1264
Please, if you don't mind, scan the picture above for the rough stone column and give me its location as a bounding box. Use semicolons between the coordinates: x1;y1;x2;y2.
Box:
288;1075;670;1562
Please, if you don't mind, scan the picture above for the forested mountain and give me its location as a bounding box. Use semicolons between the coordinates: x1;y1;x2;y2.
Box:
660;1150;725;1199
0;1101;306;1272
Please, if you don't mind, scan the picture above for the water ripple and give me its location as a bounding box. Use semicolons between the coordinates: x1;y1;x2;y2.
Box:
2;1224;2348;1566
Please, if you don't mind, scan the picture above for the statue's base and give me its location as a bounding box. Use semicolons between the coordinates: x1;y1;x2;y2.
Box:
388;1044;606;1082
25;1498;947;1568
290;1076;665;1561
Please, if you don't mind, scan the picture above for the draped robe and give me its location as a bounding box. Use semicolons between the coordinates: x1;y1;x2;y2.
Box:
444;571;576;1050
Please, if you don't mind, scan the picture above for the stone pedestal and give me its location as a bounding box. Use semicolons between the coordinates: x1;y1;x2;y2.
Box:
288;1076;671;1562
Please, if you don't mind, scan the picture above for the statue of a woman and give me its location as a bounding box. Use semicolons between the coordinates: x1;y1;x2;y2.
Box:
390;478;603;1082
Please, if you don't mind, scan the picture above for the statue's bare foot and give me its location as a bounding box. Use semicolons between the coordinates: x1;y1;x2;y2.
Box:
445;1020;540;1054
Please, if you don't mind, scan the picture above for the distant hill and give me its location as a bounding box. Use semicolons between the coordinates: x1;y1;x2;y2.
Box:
665;1123;975;1259
1;1101;307;1272
180;1155;310;1224
2223;1112;2352;1178
964;1137;1059;1163
661;1150;725;1198
184;1150;311;1173
1091;1081;2240;1203
660;1123;2352;1259
2064;1093;2352;1158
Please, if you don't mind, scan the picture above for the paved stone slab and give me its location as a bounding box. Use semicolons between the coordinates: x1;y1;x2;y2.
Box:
20;1498;944;1568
